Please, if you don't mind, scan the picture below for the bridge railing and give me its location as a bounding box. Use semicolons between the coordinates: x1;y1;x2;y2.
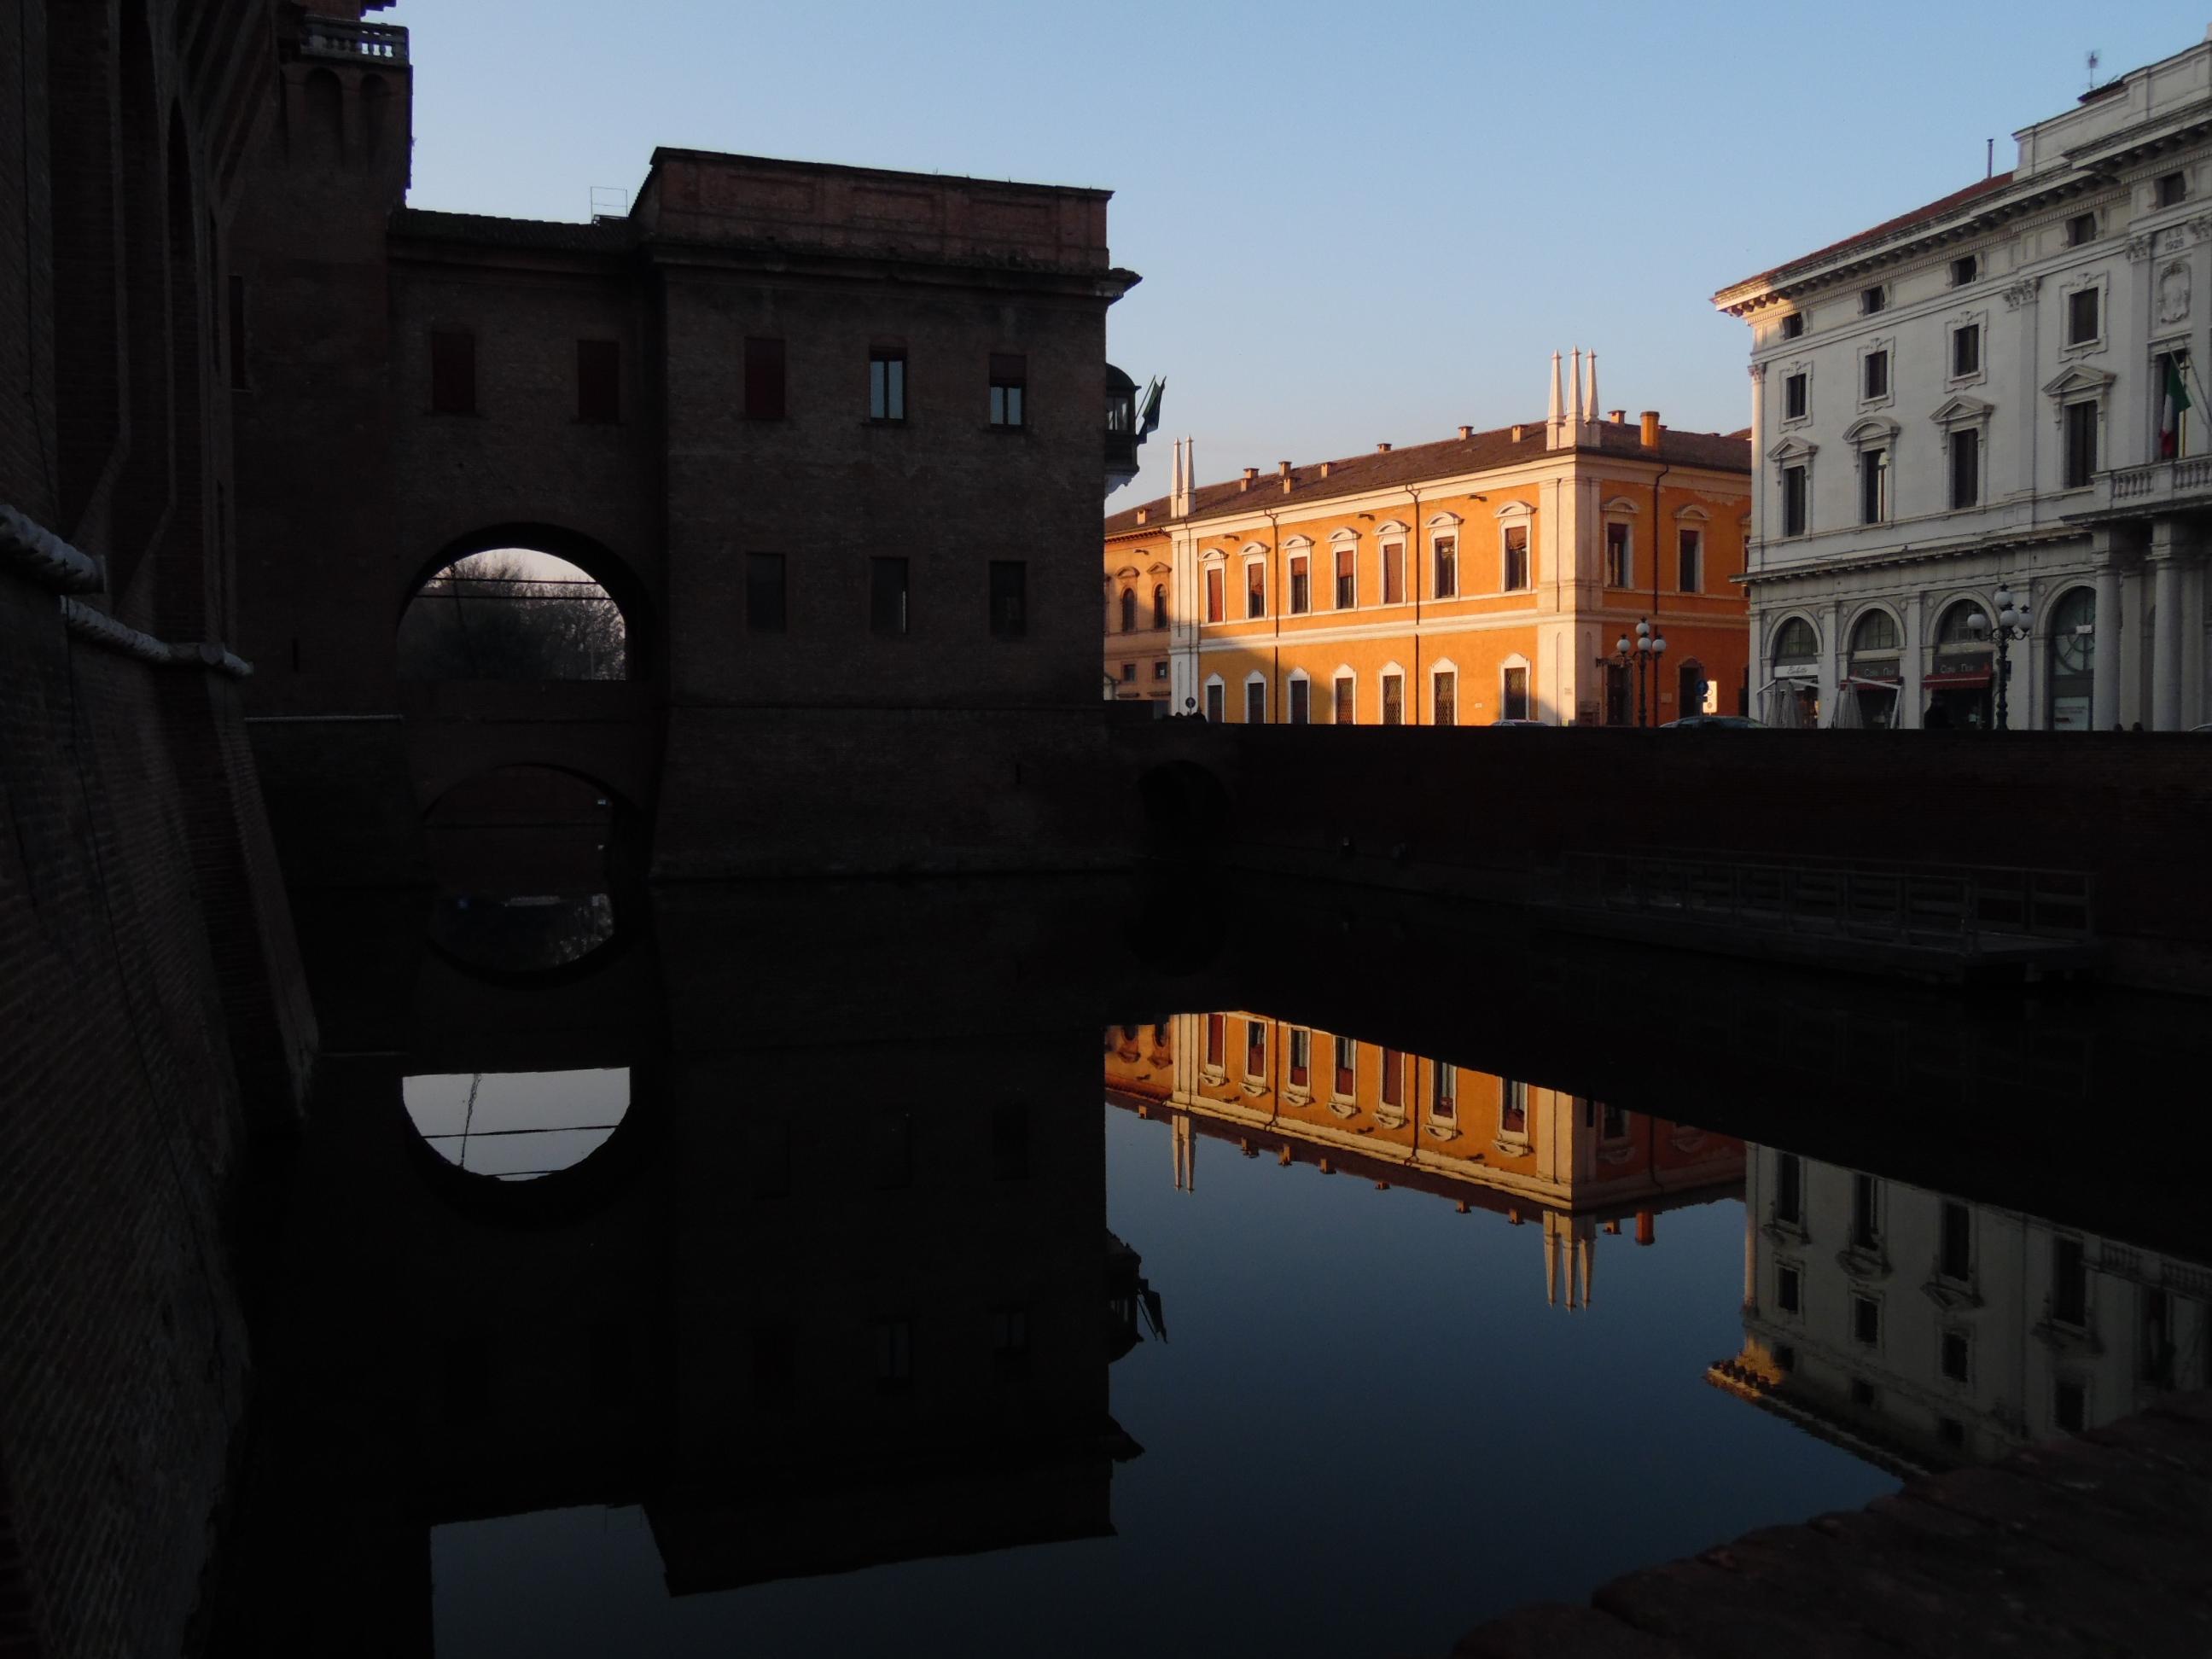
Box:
1555;853;2093;954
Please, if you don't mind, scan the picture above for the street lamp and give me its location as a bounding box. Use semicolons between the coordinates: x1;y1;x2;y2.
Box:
1609;616;1668;726
1966;587;2032;731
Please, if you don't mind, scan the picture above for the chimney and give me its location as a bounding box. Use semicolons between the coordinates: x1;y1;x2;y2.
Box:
1136;506;1149;524
1318;461;1331;478
1376;442;1393;453
1278;460;1292;477
1511;424;1525;442
1639;410;1661;449
1458;424;1473;439
1281;476;1294;495
1240;466;1257;492
1608;409;1627;425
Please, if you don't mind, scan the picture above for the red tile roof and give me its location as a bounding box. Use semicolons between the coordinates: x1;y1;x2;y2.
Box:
1723;172;2015;295
1103;419;1749;535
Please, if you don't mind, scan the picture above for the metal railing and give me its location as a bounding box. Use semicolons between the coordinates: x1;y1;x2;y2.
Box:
301;18;409;63
1556;853;2093;954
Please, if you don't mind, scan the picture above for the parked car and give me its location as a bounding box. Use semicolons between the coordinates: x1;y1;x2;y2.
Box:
1489;719;1548;727
1660;715;1768;729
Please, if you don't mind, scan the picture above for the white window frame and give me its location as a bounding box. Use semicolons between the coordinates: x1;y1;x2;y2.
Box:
1856;335;1896;410
1285;667;1313;725
1242;669;1268;725
1373;520;1411;607
1498;652;1532;723
1946;309;1988;388
1673;504;1708;595
1328;527;1360;611
2058;270;2110;356
1284;533;1314;615
1767;435;1817;540
1377;660;1406;726
1202;672;1226;725
1778;361;1813;429
1330;663;1356;725
1240;541;1269;620
1495;502;1534;593
1429;657;1458;726
1427;511;1463;599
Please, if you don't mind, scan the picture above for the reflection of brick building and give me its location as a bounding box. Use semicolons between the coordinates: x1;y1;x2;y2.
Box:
1106;1011;1743;1308
1713;1147;2212;1475
1104;364;1751;728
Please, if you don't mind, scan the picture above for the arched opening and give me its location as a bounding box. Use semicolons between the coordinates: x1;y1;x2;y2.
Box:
404;1068;629;1181
1841;608;1901;729
2046;586;2097;731
1925;599;1994;730
1120;587;1137;632
424;765;634;975
399;527;650;681
1761;614;1820;727
1152;583;1168;630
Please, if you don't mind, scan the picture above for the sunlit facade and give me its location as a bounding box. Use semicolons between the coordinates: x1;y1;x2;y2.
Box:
1714;1147;2212;1474
1102;357;1752;726
1104;1013;1744;1308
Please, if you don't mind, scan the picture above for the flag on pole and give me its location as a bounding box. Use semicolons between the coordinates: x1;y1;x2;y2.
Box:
2162;354;2192;458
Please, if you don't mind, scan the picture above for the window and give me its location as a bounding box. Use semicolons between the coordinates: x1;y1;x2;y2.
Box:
1502;525;1530;591
1851;1293;1881;1347
2052;1235;2088;1326
1288;676;1310;725
1381;672;1404;726
1781;464;1808;537
1333;1035;1354;1097
1953;323;1982;378
2157;348;2192;458
1601;1102;1627;1138
1245;562;1266;620
1205;566;1225;623
1120;662;1135;682
1860;284;1886;315
1784;372;1808;421
1204;680;1225;723
1334;545;1356;608
988;352;1026;427
1772;1343;1796;1373
1777;1263;1802;1313
870;348;906;421
1432;670;1456;726
1153;661;1168;680
2067;287;2100;346
1500;665;1529;722
1244;678;1266;725
1289;1027;1310;1088
1500;1080;1529;1136
2054;1379;2087;1434
1939;1201;1972;1282
576;339;620;422
1244;1018;1266;1075
1863;349;1889;401
1773;1152;1803;1225
1152;584;1168;628
1951;254;1979;287
430;329;475;414
1120;589;1137;632
2157;171;2187;208
1289;555;1310;614
1382;540;1405;604
1949;427;1981;509
1604;522;1631;587
870;556;909;636
1431;1061;1456;1119
989;561;1027;637
1860;447;1889;525
747;553;786;633
873;1319;912;1391
1380;1049;1404;1110
1333;674;1354;725
1205;1013;1225;1068
227;274;248;389
1941;1330;1970;1383
1780;312;1805;339
1434;534;1457;597
1850;1173;1879;1250
1678;527;1702;592
2066;211;2098;247
2063;400;2098;488
2141;1288;2174;1386
745;336;786;420
1939;1416;1966;1449
1848;1377;1877;1409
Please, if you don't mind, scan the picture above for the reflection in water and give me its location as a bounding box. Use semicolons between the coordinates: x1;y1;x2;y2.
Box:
1716;1148;2212;1473
430;892;616;973
403;1068;630;1179
1108;1012;1744;1308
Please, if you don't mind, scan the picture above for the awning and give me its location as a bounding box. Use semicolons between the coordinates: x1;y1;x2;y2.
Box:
1923;670;1993;689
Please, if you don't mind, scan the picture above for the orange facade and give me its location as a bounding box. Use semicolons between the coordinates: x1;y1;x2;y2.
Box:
1103;536;1173;700
1105;387;1753;726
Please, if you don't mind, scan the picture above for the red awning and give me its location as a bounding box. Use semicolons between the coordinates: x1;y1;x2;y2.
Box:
1923;670;1992;689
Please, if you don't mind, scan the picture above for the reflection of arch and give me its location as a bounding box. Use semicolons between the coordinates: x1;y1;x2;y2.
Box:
396;1060;657;1225
401;523;655;678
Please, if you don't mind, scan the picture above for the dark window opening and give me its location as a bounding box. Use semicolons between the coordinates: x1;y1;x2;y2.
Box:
874;1320;913;1391
1246;562;1266;619
2067;287;2099;346
1678;528;1702;592
2158;172;2188;208
1501;666;1528;722
870;349;907;422
1335;545;1356;608
1780;312;1805;339
1784;372;1808;421
989;561;1027;637
1860;284;1886;315
1502;525;1529;590
1777;1264;1802;1313
1289;556;1310;614
1939;1201;1971;1281
430;329;475;415
1851;1294;1881;1347
2064;401;2098;489
1864;349;1889;401
1950;428;1981;509
1605;522;1631;587
1434;534;1457;597
1781;464;1807;537
2066;212;2097;247
1773;1153;1803;1225
2054;1379;2086;1434
871;556;909;637
577;339;620;422
2052;1236;2088;1326
1860;448;1889;525
1381;672;1403;725
1333;675;1354;724
1289;677;1310;725
746;336;787;420
1941;1330;1970;1382
1244;678;1266;725
1432;670;1456;726
1953;323;1981;377
1851;1173;1879;1249
1244;1017;1266;1074
989;352;1027;427
1951;254;1978;287
1120;588;1137;632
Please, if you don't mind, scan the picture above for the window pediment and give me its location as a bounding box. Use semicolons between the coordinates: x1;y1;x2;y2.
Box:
1601;496;1641;515
1493;500;1534;521
1112;564;1140;579
1239;541;1269;558
1328;527;1361;544
1842;415;1901;451
1767;434;1818;463
1425;510;1464;529
1930;393;1994;428
1146;560;1172;575
1674;504;1712;521
1283;534;1313;551
2043;364;2116;400
1374;519;1410;537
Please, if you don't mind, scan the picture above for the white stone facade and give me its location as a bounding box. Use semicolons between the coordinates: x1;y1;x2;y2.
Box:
1715;32;2212;730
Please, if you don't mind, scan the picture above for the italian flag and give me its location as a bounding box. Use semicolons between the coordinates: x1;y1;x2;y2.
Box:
2162;356;2192;458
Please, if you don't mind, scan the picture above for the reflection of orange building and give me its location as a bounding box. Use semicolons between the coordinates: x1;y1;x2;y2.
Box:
1105;354;1752;726
1105;1011;1743;1308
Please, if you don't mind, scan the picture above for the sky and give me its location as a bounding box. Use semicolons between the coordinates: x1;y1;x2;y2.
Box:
382;1;2212;503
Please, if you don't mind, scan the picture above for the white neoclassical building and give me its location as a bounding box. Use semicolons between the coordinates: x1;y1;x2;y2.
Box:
1714;30;2212;731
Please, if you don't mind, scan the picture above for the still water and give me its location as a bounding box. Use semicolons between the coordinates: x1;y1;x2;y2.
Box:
222;882;2211;1657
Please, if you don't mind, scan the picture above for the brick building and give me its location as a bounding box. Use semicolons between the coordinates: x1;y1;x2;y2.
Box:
1104;355;1753;727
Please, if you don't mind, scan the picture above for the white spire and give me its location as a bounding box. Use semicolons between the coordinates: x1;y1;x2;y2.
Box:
1547;352;1564;447
1586;352;1600;425
1570;347;1585;428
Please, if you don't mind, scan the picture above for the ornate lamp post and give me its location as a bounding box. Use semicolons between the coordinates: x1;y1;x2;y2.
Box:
1967;587;2032;731
1610;616;1668;726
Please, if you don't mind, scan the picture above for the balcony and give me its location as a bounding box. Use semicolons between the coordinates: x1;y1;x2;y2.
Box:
2092;454;2212;518
300;18;409;64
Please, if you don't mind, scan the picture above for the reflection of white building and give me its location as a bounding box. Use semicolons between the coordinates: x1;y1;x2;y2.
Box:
1714;1147;2211;1475
1714;32;2212;731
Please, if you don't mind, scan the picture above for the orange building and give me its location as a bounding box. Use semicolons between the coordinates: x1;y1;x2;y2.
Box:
1102;544;1173;701
1104;1011;1743;1309
1103;352;1753;726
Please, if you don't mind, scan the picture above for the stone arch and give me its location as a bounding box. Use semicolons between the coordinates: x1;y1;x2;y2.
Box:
300;67;344;168
399;523;657;680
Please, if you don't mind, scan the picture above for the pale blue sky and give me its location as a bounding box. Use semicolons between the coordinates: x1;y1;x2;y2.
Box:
385;2;2212;500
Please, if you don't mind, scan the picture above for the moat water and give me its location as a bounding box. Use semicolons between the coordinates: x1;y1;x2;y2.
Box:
212;876;2211;1656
